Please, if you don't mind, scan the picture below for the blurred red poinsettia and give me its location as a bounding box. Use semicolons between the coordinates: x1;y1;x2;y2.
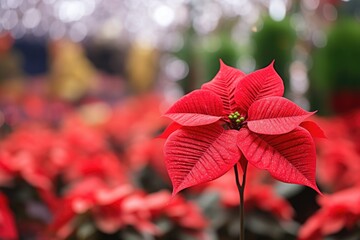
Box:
311;113;360;192
201;165;294;221
0;125;66;190
49;177;207;239
298;110;360;240
0;70;345;240
298;186;360;240
105;94;169;170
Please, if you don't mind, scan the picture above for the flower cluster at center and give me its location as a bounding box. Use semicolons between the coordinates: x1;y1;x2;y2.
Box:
228;111;246;130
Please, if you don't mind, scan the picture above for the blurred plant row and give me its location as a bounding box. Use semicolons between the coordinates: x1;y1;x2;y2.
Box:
0;79;359;239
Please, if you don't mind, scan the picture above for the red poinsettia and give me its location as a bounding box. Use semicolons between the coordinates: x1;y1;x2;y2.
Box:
49;177;207;238
163;60;322;196
298;186;360;240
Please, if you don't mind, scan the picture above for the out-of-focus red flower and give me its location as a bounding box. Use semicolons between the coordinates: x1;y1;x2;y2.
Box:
94;189;208;236
298;186;360;240
64;151;129;186
106;94;167;140
22;94;47;120
105;94;169;170
61;116;109;155
93;187;158;235
0;125;66;190
317;138;360;191
313;113;360;191
201;165;294;221
344;110;360;153
50;177;207;238
146;190;208;230
49;177;118;238
0;193;18;240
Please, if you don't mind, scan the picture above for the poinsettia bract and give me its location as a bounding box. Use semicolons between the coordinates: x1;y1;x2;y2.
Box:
163;60;322;196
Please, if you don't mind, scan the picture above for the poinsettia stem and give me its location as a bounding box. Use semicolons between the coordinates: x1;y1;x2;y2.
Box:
234;161;248;240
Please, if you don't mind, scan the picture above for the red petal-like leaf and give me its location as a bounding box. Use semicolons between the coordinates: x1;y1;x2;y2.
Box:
164;90;223;126
201;60;245;114
237;127;320;193
157;122;182;139
247;97;315;135
235;61;284;113
164;123;241;196
300;121;326;139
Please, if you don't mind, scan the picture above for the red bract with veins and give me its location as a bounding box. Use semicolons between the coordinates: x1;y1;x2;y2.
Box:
163;60;322;195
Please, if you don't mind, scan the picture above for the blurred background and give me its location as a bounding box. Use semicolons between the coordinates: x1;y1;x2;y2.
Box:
0;0;360;239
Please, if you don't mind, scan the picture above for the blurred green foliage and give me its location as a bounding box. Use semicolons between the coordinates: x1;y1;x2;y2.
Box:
252;17;296;91
310;18;360;114
175;27;201;93
176;24;241;93
175;14;360;116
200;32;240;82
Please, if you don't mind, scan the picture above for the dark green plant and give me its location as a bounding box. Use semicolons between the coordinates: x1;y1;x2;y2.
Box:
309;18;360;114
252;17;296;91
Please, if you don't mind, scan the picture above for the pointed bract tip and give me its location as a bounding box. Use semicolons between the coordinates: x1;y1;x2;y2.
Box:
218;59;235;73
261;60;274;70
308;111;317;118
313;184;323;196
262;59;281;77
219;59;226;68
259;59;276;72
264;60;276;70
304;179;322;195
171;188;180;199
171;183;189;199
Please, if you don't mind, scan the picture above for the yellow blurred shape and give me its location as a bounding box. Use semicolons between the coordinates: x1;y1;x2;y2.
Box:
48;40;97;101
